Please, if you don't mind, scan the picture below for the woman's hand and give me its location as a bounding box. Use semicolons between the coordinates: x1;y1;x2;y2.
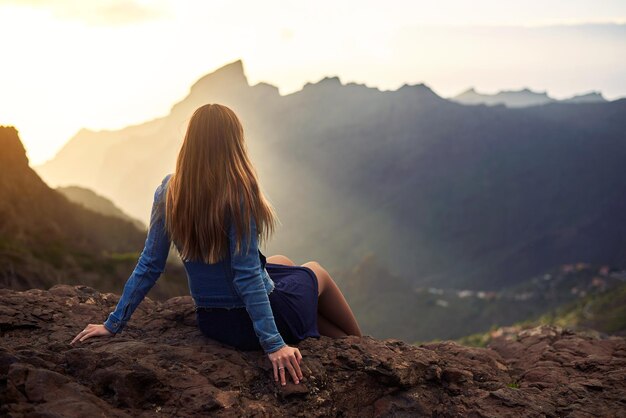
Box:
70;323;113;345
267;345;303;386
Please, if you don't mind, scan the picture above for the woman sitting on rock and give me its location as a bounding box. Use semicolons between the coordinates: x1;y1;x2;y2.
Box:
71;103;362;386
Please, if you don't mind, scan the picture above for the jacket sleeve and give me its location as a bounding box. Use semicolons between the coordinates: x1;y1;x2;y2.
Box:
103;176;172;334
229;214;287;354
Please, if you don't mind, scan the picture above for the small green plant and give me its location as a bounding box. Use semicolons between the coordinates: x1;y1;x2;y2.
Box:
507;381;520;389
109;251;141;262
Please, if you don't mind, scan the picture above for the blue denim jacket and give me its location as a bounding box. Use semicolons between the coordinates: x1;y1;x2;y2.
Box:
103;174;287;353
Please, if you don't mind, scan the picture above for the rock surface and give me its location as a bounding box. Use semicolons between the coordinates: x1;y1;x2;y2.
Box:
1;285;625;417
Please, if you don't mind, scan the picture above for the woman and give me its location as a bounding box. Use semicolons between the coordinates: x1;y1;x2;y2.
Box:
70;103;362;386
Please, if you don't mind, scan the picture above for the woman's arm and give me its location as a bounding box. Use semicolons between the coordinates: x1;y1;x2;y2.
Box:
228;214;287;354
102;176;172;334
229;213;304;385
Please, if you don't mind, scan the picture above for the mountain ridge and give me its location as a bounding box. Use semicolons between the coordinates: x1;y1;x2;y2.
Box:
33;60;626;293
452;86;608;107
56;185;146;231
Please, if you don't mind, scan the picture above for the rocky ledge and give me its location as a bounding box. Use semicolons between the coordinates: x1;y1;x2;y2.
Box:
1;285;625;417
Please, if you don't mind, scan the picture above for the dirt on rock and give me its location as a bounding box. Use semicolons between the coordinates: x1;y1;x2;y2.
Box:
1;285;625;417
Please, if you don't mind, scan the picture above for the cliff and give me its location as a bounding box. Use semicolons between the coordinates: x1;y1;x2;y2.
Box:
1;285;624;417
0;126;188;300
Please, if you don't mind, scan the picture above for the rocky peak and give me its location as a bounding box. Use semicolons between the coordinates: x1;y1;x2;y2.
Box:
502;87;551;98
397;82;443;100
300;76;343;91
0;126;29;170
459;87;477;95
1;285;624;416
564;91;607;103
188;59;249;94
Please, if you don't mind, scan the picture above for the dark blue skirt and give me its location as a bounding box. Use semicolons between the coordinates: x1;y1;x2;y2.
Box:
196;263;321;351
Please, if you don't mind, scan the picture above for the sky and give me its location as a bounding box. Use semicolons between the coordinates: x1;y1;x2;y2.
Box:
0;0;625;165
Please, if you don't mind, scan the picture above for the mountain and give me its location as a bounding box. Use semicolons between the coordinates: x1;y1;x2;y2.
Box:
2;284;625;416
56;185;146;231
562;91;607;104
452;87;608;107
452;87;554;107
457;279;626;347
532;280;626;335
0;126;187;299
340;253;626;342
34;60;626;291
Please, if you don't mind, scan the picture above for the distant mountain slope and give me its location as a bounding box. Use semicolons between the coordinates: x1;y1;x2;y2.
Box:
34;60;626;291
562;91;607;104
456;279;626;347
452;87;554;107
57;185;145;231
340;253;626;342
452;87;607;107
534;280;626;336
0;126;186;299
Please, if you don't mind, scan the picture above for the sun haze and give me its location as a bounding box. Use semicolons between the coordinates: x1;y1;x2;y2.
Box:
0;0;624;164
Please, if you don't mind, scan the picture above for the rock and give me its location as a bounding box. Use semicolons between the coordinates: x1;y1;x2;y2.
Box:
0;284;625;417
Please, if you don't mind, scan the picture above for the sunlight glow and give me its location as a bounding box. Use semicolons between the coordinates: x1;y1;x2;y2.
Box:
0;0;624;164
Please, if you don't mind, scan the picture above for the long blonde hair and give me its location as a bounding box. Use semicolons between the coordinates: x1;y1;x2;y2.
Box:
165;103;278;263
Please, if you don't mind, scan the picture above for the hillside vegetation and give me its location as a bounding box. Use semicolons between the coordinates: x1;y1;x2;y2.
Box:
0;126;187;300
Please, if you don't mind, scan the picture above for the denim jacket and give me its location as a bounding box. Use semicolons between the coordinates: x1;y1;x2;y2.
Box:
103;174;287;354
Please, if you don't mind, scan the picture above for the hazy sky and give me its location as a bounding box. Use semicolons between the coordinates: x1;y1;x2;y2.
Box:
1;0;625;165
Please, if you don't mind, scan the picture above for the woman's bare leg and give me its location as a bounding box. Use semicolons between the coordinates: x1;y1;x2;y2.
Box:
302;261;362;337
267;254;296;266
267;255;361;337
317;313;348;337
